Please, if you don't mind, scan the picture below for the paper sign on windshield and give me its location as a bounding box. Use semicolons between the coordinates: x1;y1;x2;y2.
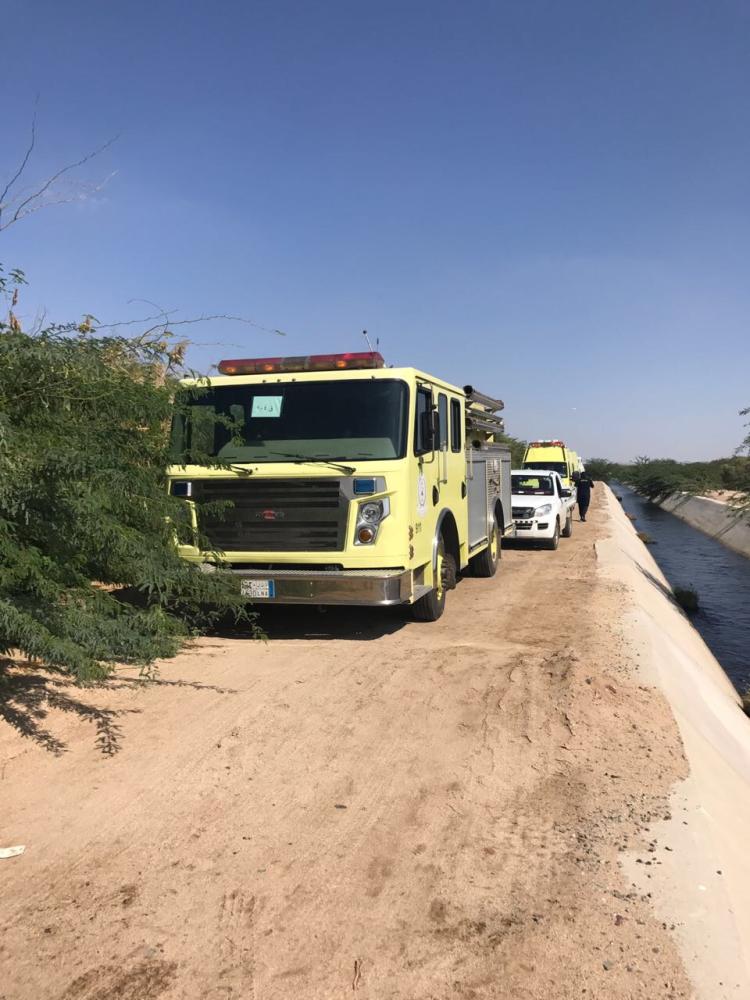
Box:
251;396;283;418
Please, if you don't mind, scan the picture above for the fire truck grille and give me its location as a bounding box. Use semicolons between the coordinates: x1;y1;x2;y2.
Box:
512;506;536;519
193;478;347;552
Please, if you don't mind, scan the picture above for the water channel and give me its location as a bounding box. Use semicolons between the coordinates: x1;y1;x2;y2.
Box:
613;483;750;694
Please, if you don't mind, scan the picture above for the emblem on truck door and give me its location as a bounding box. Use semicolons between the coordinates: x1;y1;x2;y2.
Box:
257;509;286;521
417;474;427;517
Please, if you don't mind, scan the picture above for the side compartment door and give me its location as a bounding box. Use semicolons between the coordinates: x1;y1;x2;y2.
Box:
449;396;469;559
413;383;440;570
437;391;468;567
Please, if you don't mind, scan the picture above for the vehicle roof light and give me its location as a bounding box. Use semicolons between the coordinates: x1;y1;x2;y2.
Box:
530;439;566;448
217;352;385;376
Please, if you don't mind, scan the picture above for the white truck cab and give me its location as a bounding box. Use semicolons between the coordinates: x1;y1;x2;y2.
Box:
510;469;575;550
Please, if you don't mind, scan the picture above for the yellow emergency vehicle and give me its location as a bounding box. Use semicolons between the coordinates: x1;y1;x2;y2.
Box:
168;352;514;621
522;440;577;488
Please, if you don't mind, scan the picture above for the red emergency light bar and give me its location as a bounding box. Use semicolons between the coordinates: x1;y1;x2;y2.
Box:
217;352;385;376
529;440;566;448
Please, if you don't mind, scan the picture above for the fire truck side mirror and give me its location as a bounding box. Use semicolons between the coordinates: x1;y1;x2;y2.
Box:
420;409;438;452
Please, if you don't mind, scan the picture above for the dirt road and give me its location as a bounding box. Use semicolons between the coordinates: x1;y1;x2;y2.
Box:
1;491;692;999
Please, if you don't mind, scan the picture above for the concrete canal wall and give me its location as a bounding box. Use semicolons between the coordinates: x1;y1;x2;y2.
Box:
598;486;750;999
658;493;750;559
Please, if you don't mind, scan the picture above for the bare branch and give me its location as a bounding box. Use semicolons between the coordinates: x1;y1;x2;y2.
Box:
0;136;119;233
95;312;288;337
30;307;49;335
4;171;118;228
126;298;174;326
0;99;39;215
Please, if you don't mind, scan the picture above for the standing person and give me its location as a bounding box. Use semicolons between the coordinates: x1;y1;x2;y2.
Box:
577;471;594;521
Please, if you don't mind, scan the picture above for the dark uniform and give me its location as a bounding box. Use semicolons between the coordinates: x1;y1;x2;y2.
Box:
577;473;594;521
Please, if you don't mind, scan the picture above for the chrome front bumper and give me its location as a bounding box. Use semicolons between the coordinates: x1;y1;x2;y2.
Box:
227;567;413;606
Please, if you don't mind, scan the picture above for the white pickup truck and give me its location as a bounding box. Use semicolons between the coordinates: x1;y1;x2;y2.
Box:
510;468;575;550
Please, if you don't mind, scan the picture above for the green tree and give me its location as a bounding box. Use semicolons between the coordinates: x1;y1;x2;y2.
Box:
583;458;615;482
0;275;254;682
494;432;527;468
734;405;750;514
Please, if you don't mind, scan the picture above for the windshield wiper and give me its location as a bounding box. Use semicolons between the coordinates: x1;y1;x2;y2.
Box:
268;451;356;475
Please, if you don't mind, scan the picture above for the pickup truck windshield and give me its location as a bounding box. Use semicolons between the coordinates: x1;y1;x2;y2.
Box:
524;461;568;478
170;378;408;463
512;474;554;495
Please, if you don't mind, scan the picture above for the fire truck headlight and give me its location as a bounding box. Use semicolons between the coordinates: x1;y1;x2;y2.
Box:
354;498;389;544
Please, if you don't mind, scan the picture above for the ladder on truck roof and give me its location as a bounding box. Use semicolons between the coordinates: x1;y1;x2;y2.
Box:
464;385;505;438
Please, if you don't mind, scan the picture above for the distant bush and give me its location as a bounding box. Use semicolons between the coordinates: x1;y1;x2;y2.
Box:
584;458;616;482
585;407;750;519
494;432;527;468
605;452;750;506
673;587;699;614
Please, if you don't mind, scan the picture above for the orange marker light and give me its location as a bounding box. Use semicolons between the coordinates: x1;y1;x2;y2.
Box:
217;352;385;376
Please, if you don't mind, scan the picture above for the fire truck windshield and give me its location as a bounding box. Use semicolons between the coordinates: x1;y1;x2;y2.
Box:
171;378;409;464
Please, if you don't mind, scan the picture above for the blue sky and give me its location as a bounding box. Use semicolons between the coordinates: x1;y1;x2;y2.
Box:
2;0;749;461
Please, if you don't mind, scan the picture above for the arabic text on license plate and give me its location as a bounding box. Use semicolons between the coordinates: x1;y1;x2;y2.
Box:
241;579;275;599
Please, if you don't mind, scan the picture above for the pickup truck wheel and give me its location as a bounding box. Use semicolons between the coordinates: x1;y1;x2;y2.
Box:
470;520;499;578
412;536;454;622
561;510;573;538
545;520;560;550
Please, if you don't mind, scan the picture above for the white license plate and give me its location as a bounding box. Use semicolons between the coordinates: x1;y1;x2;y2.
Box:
240;579;276;599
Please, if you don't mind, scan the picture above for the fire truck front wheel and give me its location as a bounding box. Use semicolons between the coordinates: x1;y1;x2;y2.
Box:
412;536;455;622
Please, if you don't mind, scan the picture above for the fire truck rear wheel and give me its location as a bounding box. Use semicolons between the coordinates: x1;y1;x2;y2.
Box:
470;520;500;578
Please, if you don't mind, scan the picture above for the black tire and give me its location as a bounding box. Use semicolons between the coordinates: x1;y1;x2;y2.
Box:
561;510;573;538
544;519;560;550
412;536;455;622
470;519;500;578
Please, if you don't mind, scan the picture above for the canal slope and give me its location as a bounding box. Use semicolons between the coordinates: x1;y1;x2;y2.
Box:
598;486;750;999
615;483;750;693
660;493;750;559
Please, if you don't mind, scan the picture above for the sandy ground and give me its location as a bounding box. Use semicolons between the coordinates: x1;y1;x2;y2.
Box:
702;491;746;506
0;491;695;1000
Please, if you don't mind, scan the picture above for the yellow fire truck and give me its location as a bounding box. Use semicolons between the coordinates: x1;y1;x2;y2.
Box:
168;352;514;621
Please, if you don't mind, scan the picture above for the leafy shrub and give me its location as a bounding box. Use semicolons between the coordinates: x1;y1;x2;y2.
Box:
673;587;699;614
0;309;255;682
